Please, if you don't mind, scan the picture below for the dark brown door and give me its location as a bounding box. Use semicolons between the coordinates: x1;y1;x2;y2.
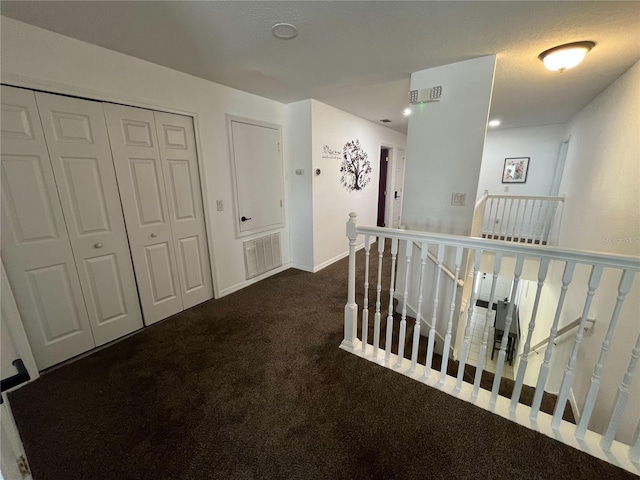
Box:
377;148;389;227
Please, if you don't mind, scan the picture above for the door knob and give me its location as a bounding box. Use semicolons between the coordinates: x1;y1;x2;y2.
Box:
241;216;252;222
150;233;157;238
94;243;103;249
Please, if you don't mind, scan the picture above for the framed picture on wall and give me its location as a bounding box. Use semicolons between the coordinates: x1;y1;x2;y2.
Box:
502;157;529;183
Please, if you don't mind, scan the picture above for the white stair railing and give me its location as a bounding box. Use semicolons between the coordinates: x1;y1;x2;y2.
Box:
341;213;640;475
475;192;564;245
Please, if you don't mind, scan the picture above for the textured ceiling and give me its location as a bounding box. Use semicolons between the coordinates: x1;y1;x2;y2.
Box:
1;1;639;134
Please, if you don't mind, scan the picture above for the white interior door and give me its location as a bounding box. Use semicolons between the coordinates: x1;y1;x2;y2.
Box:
104;103;183;325
1;85;95;369
36;92;143;345
154;111;213;308
230;120;284;235
391;148;405;228
478;274;512;303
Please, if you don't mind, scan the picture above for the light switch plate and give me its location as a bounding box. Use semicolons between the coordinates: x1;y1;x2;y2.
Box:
451;193;466;206
216;200;224;211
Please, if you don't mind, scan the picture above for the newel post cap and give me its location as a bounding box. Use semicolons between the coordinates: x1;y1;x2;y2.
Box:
346;212;358;238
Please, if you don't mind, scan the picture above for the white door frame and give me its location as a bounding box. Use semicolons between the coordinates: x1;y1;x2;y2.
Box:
378;143;406;229
226;114;285;238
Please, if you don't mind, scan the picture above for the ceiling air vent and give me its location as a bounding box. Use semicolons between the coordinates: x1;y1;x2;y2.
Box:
380;119;392;123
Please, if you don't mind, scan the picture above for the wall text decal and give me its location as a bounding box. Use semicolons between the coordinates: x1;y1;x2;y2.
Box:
322;145;341;160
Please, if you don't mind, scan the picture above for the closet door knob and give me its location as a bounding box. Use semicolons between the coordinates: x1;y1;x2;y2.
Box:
150;233;157;238
94;243;103;249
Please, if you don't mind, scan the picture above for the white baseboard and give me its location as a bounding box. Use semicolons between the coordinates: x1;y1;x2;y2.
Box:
312;250;351;273
312;239;373;273
289;263;315;273
218;264;291;298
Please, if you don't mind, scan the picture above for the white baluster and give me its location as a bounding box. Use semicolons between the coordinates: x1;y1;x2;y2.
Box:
538;201;551;244
372;239;385;359
521;199;529;241
510;258;550;414
541;201;552;243
542;201;559;245
512;198;522;241
385;238;399;364
499;198;507;239
361;235;371;353
342;213;359;350
396;240;413;367
424;244;444;379
473;252;503;400
504;198;515;240
455;248;483;393
484;197;495;237
526;199;537;242
410;242;429;373
490;255;524;407
531;200;541;243
601;332;640;451
440;247;464;385
551;265;603;429
489;198;498;239
530;261;576;421
576;270;636;440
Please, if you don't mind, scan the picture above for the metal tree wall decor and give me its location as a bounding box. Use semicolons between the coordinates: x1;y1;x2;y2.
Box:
340;139;372;192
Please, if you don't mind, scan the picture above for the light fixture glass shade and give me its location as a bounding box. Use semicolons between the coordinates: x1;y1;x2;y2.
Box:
539;41;595;72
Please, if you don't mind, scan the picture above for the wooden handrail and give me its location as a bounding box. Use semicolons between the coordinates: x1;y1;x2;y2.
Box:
526;317;596;356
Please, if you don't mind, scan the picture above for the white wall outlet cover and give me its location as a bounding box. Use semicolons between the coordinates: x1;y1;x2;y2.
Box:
295;169;304;175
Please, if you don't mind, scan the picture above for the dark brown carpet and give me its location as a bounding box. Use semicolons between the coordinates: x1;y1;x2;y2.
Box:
8;246;635;479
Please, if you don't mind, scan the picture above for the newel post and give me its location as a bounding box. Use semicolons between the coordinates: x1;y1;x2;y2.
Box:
341;212;359;351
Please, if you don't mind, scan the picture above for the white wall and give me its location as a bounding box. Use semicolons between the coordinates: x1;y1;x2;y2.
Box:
310;100;406;270
285;100;314;271
554;61;640;444
477;124;567;198
0;16;290;298
403;56;496;236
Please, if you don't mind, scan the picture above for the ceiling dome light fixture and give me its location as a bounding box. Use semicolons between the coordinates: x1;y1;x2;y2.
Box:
538;41;595;73
271;23;298;40
488;119;501;127
402;108;412;116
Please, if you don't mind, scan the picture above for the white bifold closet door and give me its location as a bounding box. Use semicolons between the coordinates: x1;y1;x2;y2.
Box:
1;86;142;370
153;111;213;309
104;104;212;324
1;86;94;369
35;92;144;345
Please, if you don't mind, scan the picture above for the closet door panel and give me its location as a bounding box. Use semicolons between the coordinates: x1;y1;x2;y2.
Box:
36;92;143;345
104;103;183;325
1;86;95;369
154;111;213;308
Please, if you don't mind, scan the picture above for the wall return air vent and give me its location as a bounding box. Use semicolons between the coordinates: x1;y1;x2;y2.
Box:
243;233;282;279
